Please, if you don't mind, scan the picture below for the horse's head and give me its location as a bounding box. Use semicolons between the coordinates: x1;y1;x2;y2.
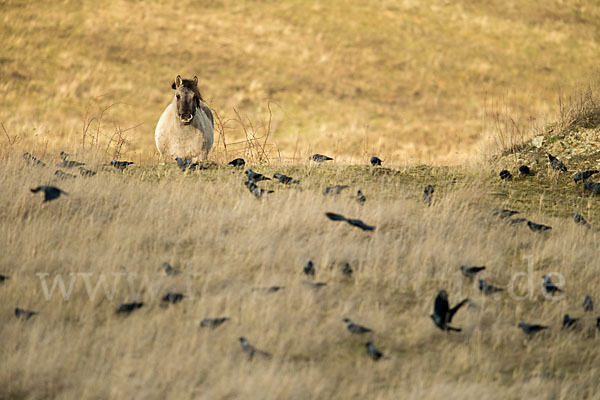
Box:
172;75;203;125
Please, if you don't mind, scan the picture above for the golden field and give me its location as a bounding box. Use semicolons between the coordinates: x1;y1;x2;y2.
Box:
2;0;600;399
1;0;600;162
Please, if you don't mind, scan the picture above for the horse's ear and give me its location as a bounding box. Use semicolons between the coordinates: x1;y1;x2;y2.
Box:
193;76;198;85
174;75;183;88
171;81;176;90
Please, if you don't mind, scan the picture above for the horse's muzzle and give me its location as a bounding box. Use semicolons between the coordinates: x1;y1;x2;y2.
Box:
179;113;193;124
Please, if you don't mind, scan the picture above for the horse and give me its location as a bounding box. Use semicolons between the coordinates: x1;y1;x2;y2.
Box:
154;75;214;161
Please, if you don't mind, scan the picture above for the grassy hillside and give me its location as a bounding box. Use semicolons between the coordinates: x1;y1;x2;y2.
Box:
1;0;600;162
1;136;600;398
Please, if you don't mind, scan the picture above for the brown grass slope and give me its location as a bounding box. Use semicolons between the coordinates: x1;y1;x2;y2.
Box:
1;0;600;162
2;125;600;398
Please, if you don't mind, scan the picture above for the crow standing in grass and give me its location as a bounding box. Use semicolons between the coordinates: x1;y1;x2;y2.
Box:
79;167;96;177
15;307;37;320
116;302;144;314
574;170;599;183
518;322;548;335
356;190;366;205
228;158;245;167
239;337;271;360
245;169;270;182
572;211;590;228
303;260;315;276
499;170;512;180
423;185;434;206
343;318;373;334
583;295;594;312
542;274;562;295
527;220;552;232
245;179;273;199
273;173;299;185
163;262;180;276
366;342;383;361
111;160;134;169
23;152;46;167
55;170;76;179
31;186;67;202
478;279;504;295
519;165;533;176
323;185;348;195
460;265;486;279
562;314;579;329
162;292;184;304
341;263;353;277
370;156;382;166
547;153;567;172
430;290;469;332
584;182;600;194
200;317;229;328
310;154;333;162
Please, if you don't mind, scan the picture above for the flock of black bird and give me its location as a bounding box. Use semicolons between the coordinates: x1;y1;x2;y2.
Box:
10;150;600;362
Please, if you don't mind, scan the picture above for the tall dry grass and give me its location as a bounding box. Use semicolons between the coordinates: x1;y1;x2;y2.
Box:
1;148;599;399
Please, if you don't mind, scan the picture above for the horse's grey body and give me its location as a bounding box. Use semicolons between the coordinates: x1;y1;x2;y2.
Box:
155;75;214;161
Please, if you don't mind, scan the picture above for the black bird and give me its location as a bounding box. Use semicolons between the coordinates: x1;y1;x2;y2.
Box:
58;159;85;168
162;292;184;304
493;208;519;219
325;212;376;231
116;302;144;314
311;154;333;162
365;342;383;361
341;263;353;277
430;290;469;332
245;169;270;182
79;167;96;177
356;190;366;205
518;322;548;335
573;211;590;228
370;156;382;166
15;307;37;320
59;151;70;161
302;280;327;289
54;169;76;179
527;220;552;232
239;337;271;360
343;318;373;334
519;165;533;176
244;179;273;199
323;185;348;195
423;185;434;206
111;160;134;169
23;152;46;167
584;182;600;194
460;265;486;279
499;169;512;180
31;186;67;202
478;279;504;295
200;317;229;328
562;314;579;329
228;158;246;167
548;153;567;172
303;260;315;276
175;157;192;171
574;170;599;183
163;262;180;276
273;172;299;185
0;274;9;283
507;217;528;225
252;286;284;293
542;274;562;295
583;295;594;312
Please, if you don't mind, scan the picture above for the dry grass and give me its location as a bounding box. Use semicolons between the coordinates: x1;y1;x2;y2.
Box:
1;147;600;399
1;0;600;163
